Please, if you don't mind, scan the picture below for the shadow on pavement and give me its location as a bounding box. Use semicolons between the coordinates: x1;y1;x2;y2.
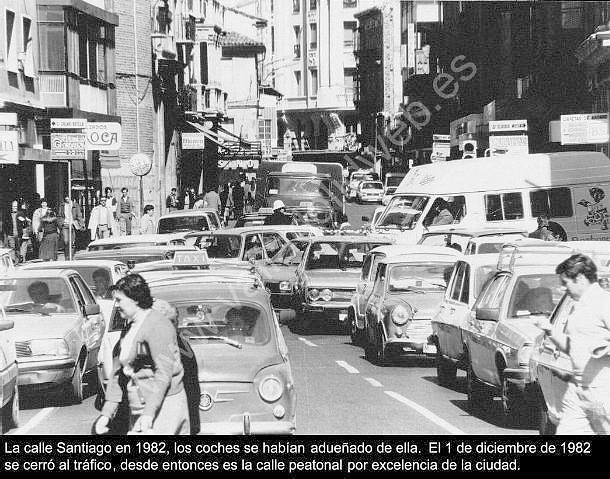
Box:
421;374;468;394
18;371;97;410
449;398;537;431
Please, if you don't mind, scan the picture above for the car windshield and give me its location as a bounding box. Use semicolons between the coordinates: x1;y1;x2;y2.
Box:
362;181;383;190
89;241;158;251
474;265;497;298
377;195;429;230
158;216;209;234
172;301;269;345
195;235;241;259
388;263;454;292
306;242;384;270
27;266;115;299
508;274;564;318
268;176;331;197
207;214;220;229
0;278;76;314
352;172;376;182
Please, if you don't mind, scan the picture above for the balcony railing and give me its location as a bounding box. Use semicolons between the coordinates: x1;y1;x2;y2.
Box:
40;73;66;107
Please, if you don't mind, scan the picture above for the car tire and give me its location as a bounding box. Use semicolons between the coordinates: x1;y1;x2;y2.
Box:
70;357;85;405
349;311;362;346
374;328;391;366
436;353;457;387
1;382;20;433
500;376;521;426
466;359;492;412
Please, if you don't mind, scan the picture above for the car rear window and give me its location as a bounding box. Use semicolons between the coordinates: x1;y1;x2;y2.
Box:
306;242;386;270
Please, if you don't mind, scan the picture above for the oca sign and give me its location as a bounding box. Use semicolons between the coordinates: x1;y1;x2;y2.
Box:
86;122;122;151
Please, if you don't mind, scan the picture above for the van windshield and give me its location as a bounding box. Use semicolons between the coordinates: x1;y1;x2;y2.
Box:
377;195;429;230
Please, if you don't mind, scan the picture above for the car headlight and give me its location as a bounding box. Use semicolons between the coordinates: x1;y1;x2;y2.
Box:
258;376;283;402
321;288;333;301
28;339;70;357
391;305;411;326
279;281;293;292
308;288;319;301
517;344;533;366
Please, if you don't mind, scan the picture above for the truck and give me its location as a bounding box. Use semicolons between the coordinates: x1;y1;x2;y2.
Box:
256;160;345;228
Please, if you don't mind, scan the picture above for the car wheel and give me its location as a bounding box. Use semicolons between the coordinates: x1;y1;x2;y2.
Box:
1;382;20;433
374;328;390;366
466;359;491;412
70;358;85;404
349;312;362;346
436;352;457;387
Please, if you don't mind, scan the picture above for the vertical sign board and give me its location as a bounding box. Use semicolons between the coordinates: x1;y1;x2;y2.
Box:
488;120;529;156
0;131;19;164
86;122;122;150
407;23;416;69
560;113;609;145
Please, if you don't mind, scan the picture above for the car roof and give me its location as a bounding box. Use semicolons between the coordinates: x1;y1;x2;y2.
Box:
88;233;186;246
20;260;126;269
310;235;394;244
421;226;529;237
370;244;462;257
380;253;461;265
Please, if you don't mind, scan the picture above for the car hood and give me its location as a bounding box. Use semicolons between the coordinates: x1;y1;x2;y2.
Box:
255;263;299;283
386;291;445;317
11;315;81;341
303;269;361;288
190;342;283;382
495;317;544;347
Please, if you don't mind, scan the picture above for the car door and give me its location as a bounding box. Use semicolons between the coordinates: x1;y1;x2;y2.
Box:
73;275;105;371
365;264;386;340
535;294;573;421
436;262;465;360
358;253;385;326
467;273;510;383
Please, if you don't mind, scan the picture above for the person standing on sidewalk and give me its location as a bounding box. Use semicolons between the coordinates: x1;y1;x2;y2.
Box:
139;205;156;235
537;254;610;434
88;197;113;240
38;209;60;261
203;187;221;214
166;188;179;212
59;195;83;260
118;188;136;236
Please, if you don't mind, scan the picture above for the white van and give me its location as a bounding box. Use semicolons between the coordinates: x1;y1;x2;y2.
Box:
374;151;610;243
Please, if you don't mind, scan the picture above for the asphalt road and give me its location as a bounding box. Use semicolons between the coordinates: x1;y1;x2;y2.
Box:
8;322;536;436
345;201;381;229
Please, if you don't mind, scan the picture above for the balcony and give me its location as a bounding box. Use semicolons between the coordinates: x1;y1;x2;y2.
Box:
151;32;178;61
40;73;66;107
187;83;227;116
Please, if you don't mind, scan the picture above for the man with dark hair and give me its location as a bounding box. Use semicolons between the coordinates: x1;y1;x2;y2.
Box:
537;254;610;434
118;188;135;235
166;188;179;213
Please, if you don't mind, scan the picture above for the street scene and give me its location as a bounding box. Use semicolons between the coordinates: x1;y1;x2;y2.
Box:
2;0;610;441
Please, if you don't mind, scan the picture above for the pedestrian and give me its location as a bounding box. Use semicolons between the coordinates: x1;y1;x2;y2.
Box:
17;202;32;262
203;187;221;213
219;185;229;215
536;254;610;434
3;200;22;263
166;188;179;212
88;197;113;240
264;200;293;226
232;181;245;219
139;205;156;235
193;194;205;209
31;198;49;247
181;188;193;210
38;209;60;261
118;188;136;235
105;187;118;219
93;274;190;435
59;195;84;260
225;183;234;220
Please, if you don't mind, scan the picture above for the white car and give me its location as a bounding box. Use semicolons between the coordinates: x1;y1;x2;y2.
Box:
0;305;19;434
357;181;384;203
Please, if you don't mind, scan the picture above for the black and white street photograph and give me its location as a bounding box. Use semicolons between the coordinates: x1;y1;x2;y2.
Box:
1;0;610;470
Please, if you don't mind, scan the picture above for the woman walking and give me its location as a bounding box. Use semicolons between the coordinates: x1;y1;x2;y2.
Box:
38;209;60;261
93;274;189;435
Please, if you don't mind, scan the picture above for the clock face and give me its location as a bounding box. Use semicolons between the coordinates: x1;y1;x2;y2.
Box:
129;153;152;176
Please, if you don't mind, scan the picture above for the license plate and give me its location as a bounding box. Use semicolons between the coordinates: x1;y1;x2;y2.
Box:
338;313;348;323
424;343;437;354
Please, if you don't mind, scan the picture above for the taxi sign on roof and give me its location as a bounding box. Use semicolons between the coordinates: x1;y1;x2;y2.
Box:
172;250;210;269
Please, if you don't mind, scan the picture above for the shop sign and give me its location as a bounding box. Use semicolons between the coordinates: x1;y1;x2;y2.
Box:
0;131;19;164
86;122;122;151
560;113;609;145
51;133;86;160
51;118;87;129
489;135;529;156
489;120;528;132
218;159;260;170
182;133;206;150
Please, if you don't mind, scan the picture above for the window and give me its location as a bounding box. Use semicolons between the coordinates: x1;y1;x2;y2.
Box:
373;264;386;295
271;26;275;54
262;233;284;258
561;1;582;30
293;26;301;58
200;42;208;84
529;188;573;218
344;21;356;48
343;0;358;7
79;20;88;77
38;21;65;71
310;0;317;10
6;9;18;73
258;118;272;141
310;69;318;96
485;192;524;221
423;196;466;227
87;24;98;82
22;17;34;78
459;264;470;304
293;0;300;13
294;71;302;96
476;275;509;310
309;23;317;50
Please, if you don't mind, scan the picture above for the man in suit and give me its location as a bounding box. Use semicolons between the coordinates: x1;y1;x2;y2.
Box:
59;195;84;260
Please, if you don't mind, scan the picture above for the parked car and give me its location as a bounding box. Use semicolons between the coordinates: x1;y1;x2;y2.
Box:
430;254;499;385
363;251;460;365
462;246;572;425
103;272;296;434
157;208;222;234
357;181;384;204
0;305;19;434
0;269;104;404
293;235;394;332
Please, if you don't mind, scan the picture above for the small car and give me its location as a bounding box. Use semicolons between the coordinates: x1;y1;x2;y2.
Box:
293;235;394;331
104;272;296;434
357;181;384;204
0;269;104;404
77;233;187;253
0;305;19;434
157;208;222;234
462;245;572;425
430;254;499;386
363;250;461;365
417;227;529;254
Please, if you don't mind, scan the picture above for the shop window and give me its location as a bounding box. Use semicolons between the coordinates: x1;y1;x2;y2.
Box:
529;188;573;218
485;192;524;221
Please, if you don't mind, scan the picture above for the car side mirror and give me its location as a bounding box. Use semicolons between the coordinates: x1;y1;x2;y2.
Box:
84;304;101;316
361;216;370;222
475;307;499;321
0;319;14;332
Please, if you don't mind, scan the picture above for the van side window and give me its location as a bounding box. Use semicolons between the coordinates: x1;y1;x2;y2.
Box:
485;193;524;221
530;188;573;218
423;196;466;227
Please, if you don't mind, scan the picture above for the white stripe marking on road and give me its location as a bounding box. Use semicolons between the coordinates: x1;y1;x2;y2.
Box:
336;360;359;374
384;391;465;435
298;337;318;347
11;407;57;435
364;377;383;388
